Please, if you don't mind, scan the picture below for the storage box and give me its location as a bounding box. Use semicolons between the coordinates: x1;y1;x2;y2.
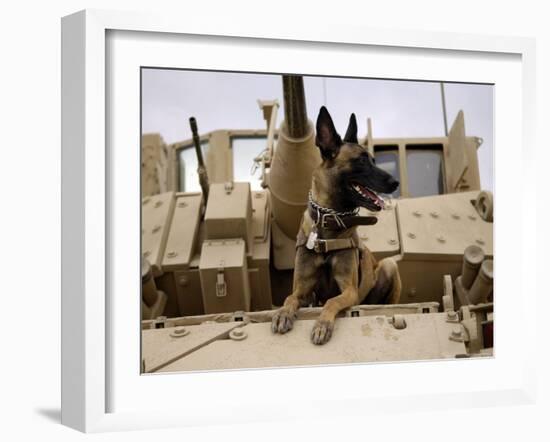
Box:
199;239;251;314
204;182;253;251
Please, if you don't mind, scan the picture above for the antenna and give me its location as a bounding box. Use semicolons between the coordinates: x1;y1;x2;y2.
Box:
440;82;449;136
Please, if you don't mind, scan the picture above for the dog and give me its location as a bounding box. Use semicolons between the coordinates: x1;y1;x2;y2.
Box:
271;106;402;345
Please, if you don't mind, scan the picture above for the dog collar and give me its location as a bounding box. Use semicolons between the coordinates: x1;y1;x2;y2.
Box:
307;191;378;231
308;191;360;217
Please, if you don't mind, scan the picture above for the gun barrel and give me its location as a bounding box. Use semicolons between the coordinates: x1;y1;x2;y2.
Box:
282;75;308;138
189;117;210;201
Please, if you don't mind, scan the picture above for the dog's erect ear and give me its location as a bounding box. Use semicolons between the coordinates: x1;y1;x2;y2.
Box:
343;113;358;144
315;106;342;160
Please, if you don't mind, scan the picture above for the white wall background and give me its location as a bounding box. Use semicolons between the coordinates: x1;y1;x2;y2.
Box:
142;70;494;191
0;1;548;441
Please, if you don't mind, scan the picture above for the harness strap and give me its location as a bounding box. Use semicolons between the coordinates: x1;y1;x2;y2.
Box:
312;237;358;254
314;212;378;230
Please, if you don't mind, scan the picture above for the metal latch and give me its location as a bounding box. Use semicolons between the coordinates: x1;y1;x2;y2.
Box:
216;261;227;297
224;181;234;194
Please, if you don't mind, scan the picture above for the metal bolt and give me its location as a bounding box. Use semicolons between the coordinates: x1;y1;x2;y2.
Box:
451;327;462;338
229;328;247;341
476;238;485;246
452;213;460;220
166;251;178;258
177;201;188;208
143;250;151;258
170;326;190;338
392;315;407;330
447;311;457;320
152;225;161;233
154;200;163;208
178;276;188;286
388;239;397;245
142;197;151;205
407;232;416;239
413;211;422;218
437;236;446;243
430;211;439;219
468;215;476;221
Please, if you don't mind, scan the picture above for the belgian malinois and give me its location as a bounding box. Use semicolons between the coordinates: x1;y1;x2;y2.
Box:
271;106;402;345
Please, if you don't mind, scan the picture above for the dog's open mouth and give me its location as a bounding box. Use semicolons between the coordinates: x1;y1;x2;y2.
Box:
350;181;386;211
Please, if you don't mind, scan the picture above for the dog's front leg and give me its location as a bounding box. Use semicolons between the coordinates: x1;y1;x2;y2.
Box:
311;286;359;344
272;247;321;334
311;252;360;345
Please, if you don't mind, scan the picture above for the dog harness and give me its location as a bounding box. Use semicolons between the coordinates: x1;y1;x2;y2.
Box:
298;192;378;254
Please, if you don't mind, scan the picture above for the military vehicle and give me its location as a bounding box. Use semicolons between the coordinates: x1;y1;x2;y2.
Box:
140;75;493;374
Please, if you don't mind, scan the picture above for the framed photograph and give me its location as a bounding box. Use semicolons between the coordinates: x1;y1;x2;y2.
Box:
61;9;537;433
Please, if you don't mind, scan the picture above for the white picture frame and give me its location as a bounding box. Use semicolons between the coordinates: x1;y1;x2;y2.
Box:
61;9;537;433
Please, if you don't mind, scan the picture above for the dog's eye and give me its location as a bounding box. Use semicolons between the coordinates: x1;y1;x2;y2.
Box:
362;152;375;164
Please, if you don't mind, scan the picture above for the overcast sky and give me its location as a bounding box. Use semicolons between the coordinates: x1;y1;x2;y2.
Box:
141;69;493;191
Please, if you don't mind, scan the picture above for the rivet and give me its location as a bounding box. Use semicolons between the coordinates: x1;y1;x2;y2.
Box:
154;200;163;208
413;211;422;218
170;326;190;338
229;328;247;341
255;193;263;199
407;232;416;239
476;238;485;246
430;211;439;219
468;215;476;221
361;235;369;241
451;327;462;338
167;251;178;258
437;236;446;243
143;250;151;257
178;276;188;286
142;197;151;205
408;288;417;297
152;225;161;233
452;213;460;220
177;201;188;208
447;311;457;319
388;239;397;245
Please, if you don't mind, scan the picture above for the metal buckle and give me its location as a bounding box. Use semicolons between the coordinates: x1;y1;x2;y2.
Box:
313;239;327;253
320;213;347;230
320;213;334;229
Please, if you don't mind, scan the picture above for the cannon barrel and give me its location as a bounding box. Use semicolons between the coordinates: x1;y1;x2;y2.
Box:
282;75;309;138
268;75;321;238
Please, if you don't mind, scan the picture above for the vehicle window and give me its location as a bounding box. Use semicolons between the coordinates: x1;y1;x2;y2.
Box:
178;141;209;192
406;146;444;197
231;136;267;191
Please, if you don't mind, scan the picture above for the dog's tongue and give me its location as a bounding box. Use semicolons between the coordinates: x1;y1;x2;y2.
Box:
358;184;385;209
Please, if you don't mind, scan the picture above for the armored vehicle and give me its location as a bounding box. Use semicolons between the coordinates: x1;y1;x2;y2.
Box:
140;75;493;373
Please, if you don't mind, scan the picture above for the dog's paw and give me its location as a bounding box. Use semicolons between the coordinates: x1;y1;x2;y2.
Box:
310;320;334;345
271;309;296;334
